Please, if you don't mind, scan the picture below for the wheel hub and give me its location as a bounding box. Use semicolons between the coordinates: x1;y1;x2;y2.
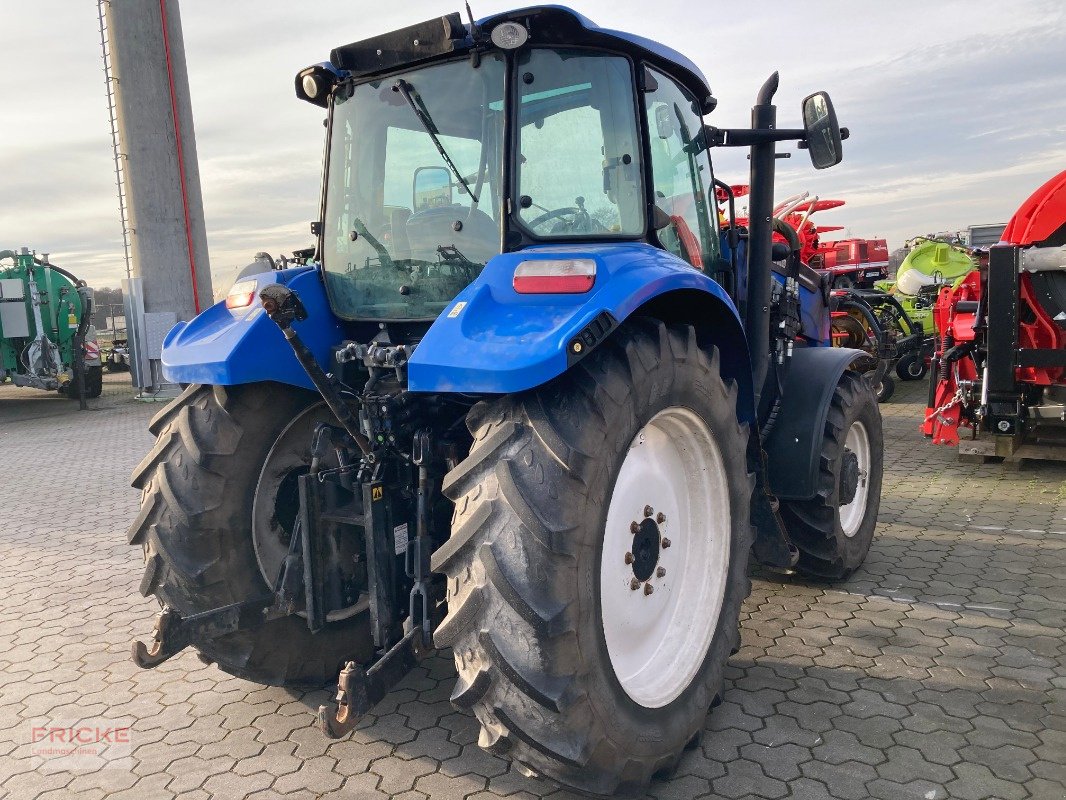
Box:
601;407;730;709
838;421;872;538
630;518;661;581
839;449;860;506
252;404;366;622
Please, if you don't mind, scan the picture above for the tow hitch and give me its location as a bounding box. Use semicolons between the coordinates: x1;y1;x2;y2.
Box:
318;624;428;737
132;597;282;668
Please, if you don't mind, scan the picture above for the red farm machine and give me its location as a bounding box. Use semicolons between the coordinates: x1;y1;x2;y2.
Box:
762;192;889;289
721;188;923;401
923;170;1066;464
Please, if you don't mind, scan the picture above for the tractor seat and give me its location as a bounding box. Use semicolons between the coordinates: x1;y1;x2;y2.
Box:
406;205;499;265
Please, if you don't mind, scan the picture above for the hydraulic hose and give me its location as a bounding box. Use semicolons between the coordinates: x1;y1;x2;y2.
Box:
32;257;86;287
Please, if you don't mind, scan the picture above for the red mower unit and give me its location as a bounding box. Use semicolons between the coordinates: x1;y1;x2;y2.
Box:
771;193;888;289
923;171;1066;463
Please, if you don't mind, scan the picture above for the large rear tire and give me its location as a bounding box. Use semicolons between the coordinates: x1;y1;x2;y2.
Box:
432;319;754;796
127;382;374;686
779;372;882;579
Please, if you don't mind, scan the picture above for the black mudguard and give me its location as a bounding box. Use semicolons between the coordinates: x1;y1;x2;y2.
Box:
764;347;874;500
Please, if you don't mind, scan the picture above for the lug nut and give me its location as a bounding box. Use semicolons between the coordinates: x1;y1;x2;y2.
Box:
630;521;640;534
624;552;634;565
644;505;654;518
661;537;671;548
630;578;641;590
656;512;666;524
656;566;666;578
643;582;654;595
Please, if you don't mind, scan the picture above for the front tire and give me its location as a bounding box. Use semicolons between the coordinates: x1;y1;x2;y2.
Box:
780;372;882;579
432;320;754;796
127;382;374;686
895;353;928;381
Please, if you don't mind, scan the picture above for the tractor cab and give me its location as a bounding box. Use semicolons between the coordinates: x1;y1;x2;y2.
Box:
297;7;724;322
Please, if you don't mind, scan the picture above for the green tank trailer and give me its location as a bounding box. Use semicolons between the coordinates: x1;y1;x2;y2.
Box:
0;247;102;398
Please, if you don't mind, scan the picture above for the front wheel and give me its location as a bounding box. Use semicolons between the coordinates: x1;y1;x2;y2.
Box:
895;353;928;381
432;319;754;796
780;372;883;579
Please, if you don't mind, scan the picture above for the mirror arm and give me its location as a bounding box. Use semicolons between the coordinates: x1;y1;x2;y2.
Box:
796;127;850;150
704;126;807;149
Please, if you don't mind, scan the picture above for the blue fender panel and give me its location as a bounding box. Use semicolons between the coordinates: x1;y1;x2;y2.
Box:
160;267;344;390
407;243;741;394
763;346;874;500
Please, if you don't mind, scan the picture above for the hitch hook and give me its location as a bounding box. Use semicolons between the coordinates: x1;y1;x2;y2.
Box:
131;608;185;668
318;626;428;739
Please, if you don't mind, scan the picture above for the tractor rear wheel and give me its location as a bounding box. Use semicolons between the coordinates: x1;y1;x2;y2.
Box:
780;372;882;579
433;319;754;796
127;382;374;686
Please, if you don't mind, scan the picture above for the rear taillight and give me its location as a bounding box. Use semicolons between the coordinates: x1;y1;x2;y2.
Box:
513;259;596;294
226;279;258;309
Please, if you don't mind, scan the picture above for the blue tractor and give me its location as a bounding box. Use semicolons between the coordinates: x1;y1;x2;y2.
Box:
129;7;881;795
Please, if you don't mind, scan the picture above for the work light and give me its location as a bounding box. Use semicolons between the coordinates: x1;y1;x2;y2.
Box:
490;22;528;49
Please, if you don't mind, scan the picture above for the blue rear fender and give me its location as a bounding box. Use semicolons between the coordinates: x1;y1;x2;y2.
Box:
408;242;753;417
161;267;343;390
161;245;752;422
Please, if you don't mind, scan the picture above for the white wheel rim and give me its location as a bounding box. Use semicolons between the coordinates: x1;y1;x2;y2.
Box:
600;407;730;709
839;421;871;538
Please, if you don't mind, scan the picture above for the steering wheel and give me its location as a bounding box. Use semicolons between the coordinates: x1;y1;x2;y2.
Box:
527;206;579;230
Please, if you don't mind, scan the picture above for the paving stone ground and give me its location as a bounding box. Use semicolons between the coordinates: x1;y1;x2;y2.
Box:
1;376;1063;800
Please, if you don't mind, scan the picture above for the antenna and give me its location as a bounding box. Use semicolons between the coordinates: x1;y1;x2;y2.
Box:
465;2;480;38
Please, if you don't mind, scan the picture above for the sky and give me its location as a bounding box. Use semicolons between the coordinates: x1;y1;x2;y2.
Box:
1;0;1064;293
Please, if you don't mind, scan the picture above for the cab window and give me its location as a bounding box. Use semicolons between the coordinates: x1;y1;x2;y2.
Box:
515;49;644;238
644;67;718;268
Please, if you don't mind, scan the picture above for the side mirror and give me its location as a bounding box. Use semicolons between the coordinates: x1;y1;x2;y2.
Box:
654;104;675;140
413;166;453;211
802;91;843;170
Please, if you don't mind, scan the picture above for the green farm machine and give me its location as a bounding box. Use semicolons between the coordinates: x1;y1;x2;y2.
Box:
0;248;103;399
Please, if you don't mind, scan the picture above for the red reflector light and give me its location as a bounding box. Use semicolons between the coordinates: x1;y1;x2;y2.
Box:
225;280;258;309
513;259;596;294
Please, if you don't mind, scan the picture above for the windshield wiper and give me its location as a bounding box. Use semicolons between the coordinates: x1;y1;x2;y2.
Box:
393;79;478;203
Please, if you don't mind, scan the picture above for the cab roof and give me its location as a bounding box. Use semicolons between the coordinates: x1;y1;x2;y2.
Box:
328;5;715;112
